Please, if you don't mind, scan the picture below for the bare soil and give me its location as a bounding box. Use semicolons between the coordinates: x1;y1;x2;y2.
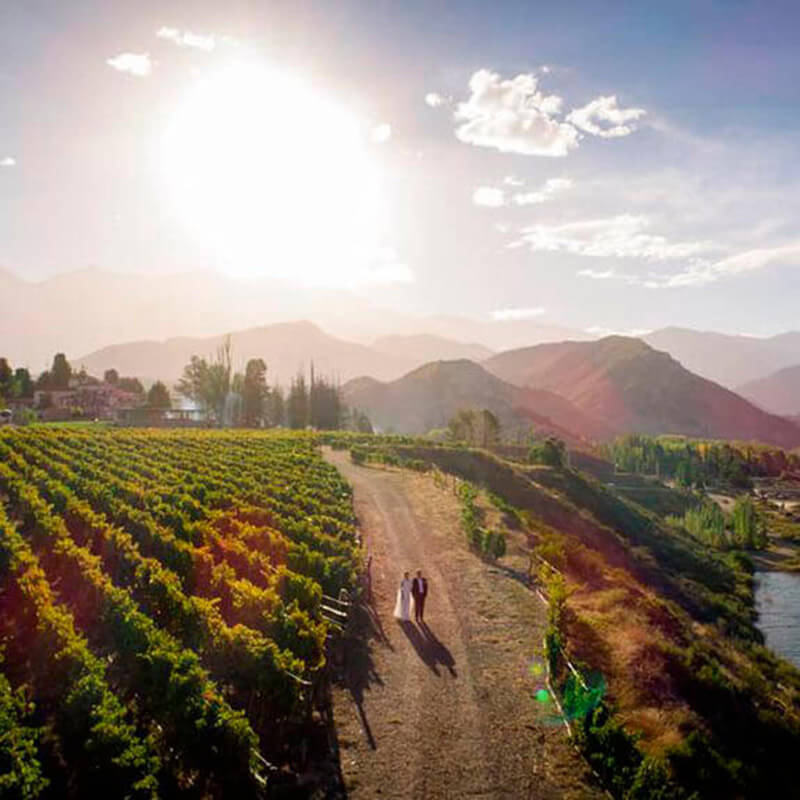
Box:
325;449;604;799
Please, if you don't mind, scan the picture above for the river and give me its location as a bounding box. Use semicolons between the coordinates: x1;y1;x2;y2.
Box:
755;570;800;668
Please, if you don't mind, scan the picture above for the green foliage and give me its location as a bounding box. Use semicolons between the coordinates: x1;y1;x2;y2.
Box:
529;436;567;468
117;376;144;394
0;427;360;794
350;446;367;464
578;705;643;796
0;669;48;799
446;407;501;446
241;358;267;427
603;434;799;489
145;380;171;410
287;371;309;429
731;495;766;549
50;353;72;390
680;499;727;548
177;337;233;422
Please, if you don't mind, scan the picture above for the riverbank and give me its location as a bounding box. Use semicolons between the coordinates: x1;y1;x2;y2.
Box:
750;539;800;572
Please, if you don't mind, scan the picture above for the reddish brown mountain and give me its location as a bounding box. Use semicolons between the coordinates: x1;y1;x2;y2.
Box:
484;336;800;448
342;359;609;442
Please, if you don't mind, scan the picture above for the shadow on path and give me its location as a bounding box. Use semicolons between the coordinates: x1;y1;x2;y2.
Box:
334;599;389;750
398;620;458;677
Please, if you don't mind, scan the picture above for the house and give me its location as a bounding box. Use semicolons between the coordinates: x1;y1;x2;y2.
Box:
115;406;209;427
35;379;144;420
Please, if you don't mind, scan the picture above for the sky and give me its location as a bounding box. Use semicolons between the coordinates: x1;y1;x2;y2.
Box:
2;0;800;336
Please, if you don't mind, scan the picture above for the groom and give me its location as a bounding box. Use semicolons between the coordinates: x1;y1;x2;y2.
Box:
411;570;428;623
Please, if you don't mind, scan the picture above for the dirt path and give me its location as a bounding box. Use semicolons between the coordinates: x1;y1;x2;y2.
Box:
326;449;604;800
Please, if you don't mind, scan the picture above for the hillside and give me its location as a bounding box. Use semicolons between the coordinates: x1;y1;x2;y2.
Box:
372;333;493;364
484;335;800;448
75;321;475;386
738;364;800;415
643;327;800;387
342;359;609;441
351;440;800;798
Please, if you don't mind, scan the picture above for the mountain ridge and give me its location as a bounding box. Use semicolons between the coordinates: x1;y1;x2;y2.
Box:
484;336;800;449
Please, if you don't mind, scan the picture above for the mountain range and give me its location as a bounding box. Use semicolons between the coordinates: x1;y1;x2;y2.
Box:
483;337;800;448
5;268;800;396
341;360;610;444
0;267;585;370
738;366;800;416
642;327;800;388
76;322;459;385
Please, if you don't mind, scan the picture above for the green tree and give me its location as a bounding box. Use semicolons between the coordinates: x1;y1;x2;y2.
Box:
0;358;12;400
176;337;233;424
146;381;171;409
51;353;72;389
308;367;341;430
447;409;477;443
12;368;33;398
34;370;52;391
242;358;268;427
478;409;501;447
731;495;765;549
287;373;309;429
531;436;567;468
350;407;373;433
104;368;119;385
266;384;285;427
117;377;144;394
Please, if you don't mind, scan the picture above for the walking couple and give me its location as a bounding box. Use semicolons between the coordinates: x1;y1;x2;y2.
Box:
393;570;428;623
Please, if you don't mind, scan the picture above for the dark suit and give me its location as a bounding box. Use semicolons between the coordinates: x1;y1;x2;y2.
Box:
411;576;428;622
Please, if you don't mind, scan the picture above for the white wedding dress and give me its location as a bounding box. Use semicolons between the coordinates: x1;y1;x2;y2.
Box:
393;578;414;621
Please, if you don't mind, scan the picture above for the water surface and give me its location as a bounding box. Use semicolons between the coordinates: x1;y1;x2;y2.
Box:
755;570;800;669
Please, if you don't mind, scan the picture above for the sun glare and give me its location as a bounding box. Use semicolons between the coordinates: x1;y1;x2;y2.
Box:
161;62;386;284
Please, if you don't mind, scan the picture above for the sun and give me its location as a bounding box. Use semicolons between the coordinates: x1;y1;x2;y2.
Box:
161;61;386;284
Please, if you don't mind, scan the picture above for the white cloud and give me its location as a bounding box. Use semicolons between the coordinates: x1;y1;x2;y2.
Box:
425;92;445;108
475;176;572;207
491;307;546;321
512;176;572;206
156;26;216;51
512;191;547;205
454;69;579;157
543;177;573;192
473;186;507;207
512;214;714;261
106;52;152;77
0;157;15;167
567;95;645;138
571;236;800;290
642;242;800;288
370;123;392;143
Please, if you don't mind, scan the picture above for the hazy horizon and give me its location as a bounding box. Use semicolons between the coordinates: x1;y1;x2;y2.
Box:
3;0;800;339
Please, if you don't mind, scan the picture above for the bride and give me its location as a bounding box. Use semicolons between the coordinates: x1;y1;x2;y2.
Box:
393;571;414;621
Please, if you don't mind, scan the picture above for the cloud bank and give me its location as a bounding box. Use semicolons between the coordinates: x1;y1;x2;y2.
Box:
449;70;646;156
567;95;645;138
454;70;579;156
512;214;713;261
